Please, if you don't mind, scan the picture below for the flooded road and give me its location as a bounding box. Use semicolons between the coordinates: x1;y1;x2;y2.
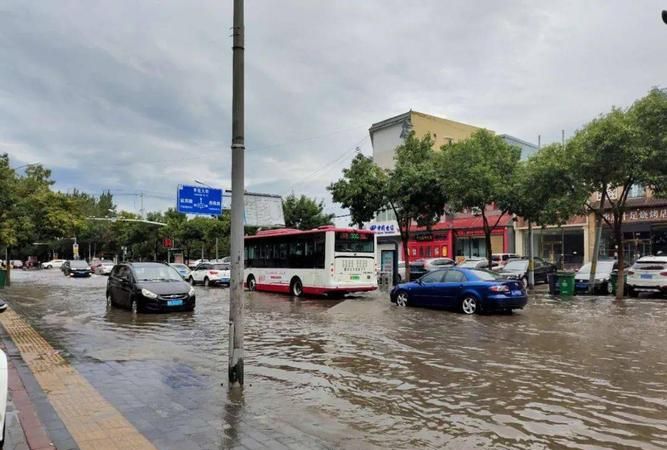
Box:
3;270;667;449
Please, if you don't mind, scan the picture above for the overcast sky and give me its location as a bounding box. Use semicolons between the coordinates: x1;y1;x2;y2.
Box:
1;1;666;217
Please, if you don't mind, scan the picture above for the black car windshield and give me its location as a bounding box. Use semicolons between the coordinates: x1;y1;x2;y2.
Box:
504;260;528;272
133;265;183;281
70;260;89;268
469;270;501;281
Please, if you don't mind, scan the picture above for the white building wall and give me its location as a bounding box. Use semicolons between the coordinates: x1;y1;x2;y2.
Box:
371;123;404;170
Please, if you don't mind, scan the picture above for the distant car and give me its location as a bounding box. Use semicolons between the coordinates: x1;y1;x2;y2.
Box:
457;257;491;269
574;260;624;294
94;260;115;275
106;262;195;313
9;260;23;269
491;253;520;271
390;268;527;314
188;259;209;269
626;256;667;297
61;260;92;277
169;263;191;279
41;259;66;269
496;257;556;288
189;262;231;287
409;258;455;281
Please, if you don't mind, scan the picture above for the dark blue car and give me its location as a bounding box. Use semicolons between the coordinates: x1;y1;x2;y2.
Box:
390;268;527;314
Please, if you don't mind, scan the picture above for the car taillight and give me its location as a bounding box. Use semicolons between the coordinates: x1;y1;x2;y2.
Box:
489;285;510;293
661;271;667;276
209;271;219;275
627;270;634;275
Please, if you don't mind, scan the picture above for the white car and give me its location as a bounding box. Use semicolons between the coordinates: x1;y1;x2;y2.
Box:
188;258;209;269
627;256;667;297
41;259;66;269
95;261;115;275
189;262;231;287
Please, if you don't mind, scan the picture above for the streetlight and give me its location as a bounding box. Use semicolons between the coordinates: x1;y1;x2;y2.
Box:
194;179;214;188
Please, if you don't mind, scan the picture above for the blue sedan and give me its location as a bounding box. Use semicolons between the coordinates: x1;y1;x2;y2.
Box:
390;268;528;314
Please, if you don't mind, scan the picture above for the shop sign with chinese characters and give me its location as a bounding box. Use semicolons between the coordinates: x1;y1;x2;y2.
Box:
603;207;667;223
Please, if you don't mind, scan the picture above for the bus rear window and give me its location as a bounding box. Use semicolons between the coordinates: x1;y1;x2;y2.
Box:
335;232;374;253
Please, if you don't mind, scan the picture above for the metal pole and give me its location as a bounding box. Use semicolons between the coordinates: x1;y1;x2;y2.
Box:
528;221;535;288
216;237;219;260
229;0;245;387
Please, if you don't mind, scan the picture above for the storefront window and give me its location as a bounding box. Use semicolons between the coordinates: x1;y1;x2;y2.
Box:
525;228;584;269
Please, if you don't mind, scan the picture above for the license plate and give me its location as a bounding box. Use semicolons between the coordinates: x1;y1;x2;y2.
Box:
167;300;183;306
511;290;522;296
641;274;653;279
350;275;360;280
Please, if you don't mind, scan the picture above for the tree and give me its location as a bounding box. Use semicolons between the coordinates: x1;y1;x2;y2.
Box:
387;133;448;277
569;88;667;299
282;194;334;230
510;144;588;286
440;130;521;269
328;154;388;228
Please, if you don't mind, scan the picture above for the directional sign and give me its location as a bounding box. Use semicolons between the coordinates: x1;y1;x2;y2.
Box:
177;185;223;216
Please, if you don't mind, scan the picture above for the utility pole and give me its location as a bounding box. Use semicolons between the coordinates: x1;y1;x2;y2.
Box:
527;135;540;288
140;192;145;219
229;0;245;387
216;237;219;260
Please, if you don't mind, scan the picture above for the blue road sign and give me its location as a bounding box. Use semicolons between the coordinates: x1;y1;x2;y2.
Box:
177;185;223;215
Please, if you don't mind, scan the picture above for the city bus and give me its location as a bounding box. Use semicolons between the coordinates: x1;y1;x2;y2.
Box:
244;226;377;297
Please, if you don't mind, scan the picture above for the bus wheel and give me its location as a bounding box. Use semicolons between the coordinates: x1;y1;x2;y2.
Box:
290;278;303;297
247;275;256;291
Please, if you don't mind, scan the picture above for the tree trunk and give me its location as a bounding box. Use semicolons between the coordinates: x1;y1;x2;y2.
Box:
401;221;411;281
614;222;625;300
481;210;493;269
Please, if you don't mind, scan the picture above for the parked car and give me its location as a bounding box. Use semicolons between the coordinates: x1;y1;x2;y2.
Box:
188;258;209;269
409;258;455;281
106;262;195;313
169;263;191;279
61;260;92;277
396;261;407;282
497;257;556;287
390;268;527;314
9;260;23;269
574;260;624;294
491;253;520;271
457;257;492;269
94;260;115;275
41;259;66;269
626;256;667;297
189;262;231;286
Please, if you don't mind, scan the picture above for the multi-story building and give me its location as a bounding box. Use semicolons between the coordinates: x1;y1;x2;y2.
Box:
367;110;537;266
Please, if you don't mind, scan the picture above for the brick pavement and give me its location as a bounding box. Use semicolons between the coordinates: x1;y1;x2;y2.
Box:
0;308;156;450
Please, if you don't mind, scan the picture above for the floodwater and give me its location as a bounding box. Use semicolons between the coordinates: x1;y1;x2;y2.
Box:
3;270;667;449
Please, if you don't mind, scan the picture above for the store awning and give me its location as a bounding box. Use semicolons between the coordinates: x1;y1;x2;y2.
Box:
451;215;512;230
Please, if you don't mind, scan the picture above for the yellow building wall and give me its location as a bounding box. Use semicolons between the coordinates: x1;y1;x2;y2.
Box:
410;111;483;150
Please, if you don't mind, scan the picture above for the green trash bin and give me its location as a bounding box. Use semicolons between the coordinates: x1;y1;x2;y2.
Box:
557;271;575;296
0;269;6;289
608;271;627;296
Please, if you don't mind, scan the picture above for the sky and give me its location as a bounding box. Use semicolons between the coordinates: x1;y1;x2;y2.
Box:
1;0;666;219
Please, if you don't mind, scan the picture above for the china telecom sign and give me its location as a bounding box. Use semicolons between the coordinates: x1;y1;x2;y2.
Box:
177;185;223;216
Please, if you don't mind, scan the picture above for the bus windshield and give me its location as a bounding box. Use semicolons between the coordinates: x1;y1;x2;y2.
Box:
335;232;374;253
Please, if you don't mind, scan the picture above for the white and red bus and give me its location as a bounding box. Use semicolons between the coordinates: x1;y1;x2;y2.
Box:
244;226;377;296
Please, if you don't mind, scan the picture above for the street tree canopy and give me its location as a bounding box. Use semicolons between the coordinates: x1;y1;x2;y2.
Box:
439;129;521;268
282;194;335;230
328;153;387;228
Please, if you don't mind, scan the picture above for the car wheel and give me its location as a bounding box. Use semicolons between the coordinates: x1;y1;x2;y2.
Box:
395;291;409;307
521;276;528;289
247;275;256;291
131;299;138;314
461;296;479;315
189;276;196;286
204;277;210;287
290;278;303;297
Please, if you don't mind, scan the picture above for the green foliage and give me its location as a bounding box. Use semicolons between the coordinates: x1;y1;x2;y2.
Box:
282;194;334;230
439;129;521;265
328;153;387;228
511;144;587;227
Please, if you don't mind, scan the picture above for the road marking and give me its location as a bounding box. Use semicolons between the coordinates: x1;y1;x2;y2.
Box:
0;308;157;450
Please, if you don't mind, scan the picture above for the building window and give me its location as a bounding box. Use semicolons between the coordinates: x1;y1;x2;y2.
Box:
628;184;645;198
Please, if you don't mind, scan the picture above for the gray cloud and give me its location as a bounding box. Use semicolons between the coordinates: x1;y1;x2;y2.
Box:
1;0;665;216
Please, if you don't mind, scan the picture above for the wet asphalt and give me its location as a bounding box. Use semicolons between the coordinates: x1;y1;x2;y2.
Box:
2;269;667;450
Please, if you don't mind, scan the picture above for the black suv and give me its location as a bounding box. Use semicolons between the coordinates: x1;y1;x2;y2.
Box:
106;262;195;313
